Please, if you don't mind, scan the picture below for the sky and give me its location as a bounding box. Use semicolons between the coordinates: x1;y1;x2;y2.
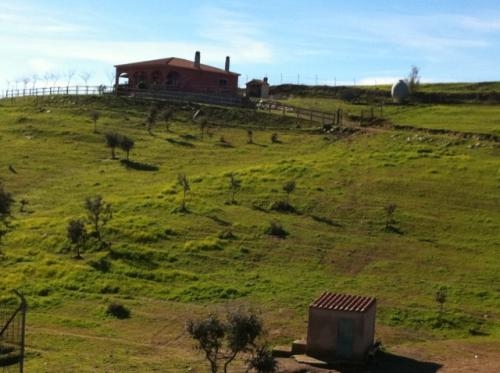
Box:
1;0;500;93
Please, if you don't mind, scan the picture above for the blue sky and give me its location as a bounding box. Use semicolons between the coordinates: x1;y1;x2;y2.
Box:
2;0;500;92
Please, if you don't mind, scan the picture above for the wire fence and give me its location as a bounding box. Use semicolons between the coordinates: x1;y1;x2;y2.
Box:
0;291;27;373
2;85;113;99
1;85;246;107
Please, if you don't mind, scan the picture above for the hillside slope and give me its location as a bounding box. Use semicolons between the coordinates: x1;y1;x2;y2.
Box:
1;96;499;371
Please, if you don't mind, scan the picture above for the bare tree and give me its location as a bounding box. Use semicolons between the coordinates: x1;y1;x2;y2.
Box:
106;70;116;87
31;74;39;90
80;71;92;87
228;173;241;204
282;180;296;203
177;173;190;212
384;203;397;230
21;76;30;91
43;72;51;87
50;72;60;86
66;69;76;87
436;287;447;320
146;104;159;134
407;65;420;94
89;110;100;133
160;107;173;131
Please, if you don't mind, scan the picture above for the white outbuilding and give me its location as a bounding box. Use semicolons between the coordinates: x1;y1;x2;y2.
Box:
391;80;410;103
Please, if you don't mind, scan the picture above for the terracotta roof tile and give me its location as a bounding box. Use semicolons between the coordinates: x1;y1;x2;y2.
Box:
114;57;239;76
310;292;376;312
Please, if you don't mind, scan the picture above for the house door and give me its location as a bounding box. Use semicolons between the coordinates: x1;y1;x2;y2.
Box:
336;318;354;359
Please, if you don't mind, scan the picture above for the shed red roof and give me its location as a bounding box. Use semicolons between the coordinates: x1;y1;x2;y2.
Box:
310;292;376;313
114;57;239;76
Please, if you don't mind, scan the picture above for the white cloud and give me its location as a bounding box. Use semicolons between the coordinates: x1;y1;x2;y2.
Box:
195;5;274;64
28;58;56;73
458;15;500;32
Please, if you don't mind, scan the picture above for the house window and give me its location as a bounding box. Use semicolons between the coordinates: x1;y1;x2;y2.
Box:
219;79;228;87
166;71;180;87
138;71;147;89
151;70;162;86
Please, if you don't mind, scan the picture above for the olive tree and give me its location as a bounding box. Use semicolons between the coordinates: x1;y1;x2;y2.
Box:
119;135;134;161
105;132;120;159
84;195;112;241
187;310;263;373
67;219;87;258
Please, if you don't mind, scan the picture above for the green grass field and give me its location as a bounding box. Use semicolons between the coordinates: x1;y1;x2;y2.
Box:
1;95;499;371
280;96;500;136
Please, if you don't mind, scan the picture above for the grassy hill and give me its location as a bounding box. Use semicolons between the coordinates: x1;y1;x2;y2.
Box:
1;95;499;371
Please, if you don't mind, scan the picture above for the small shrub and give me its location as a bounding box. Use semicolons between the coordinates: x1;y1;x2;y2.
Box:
269;200;295;213
89;256;111;272
100;285;120;294
218;230;236;240
247;346;278;373
106;303;130;319
264;221;288;238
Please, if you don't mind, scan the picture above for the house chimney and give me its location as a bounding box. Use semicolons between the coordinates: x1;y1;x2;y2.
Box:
263;77;268;84
225;56;230;72
194;51;201;67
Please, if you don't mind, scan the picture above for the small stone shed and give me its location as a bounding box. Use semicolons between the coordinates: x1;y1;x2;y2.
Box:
306;292;376;361
245;77;269;98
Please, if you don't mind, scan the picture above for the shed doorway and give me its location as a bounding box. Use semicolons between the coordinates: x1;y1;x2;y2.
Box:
336;318;354;359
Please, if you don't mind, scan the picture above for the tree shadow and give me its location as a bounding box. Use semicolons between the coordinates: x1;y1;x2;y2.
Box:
120;159;159;171
248;142;268;148
311;214;343;227
316;352;442;373
384;225;404;235
205;214;231;227
166;138;195;147
370;351;443;373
